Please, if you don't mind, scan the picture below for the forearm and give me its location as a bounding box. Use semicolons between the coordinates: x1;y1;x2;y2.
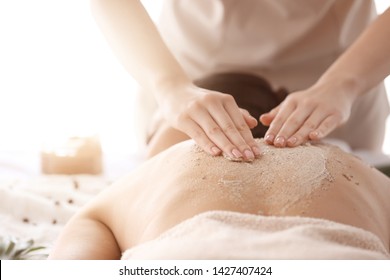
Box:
90;0;191;99
317;8;390;97
90;0;267;159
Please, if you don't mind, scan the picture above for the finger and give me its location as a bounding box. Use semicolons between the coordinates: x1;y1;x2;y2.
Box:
285;110;325;147
274;106;315;147
263;102;297;146
239;108;258;129
181;117;222;156
259;105;280;126
309;114;343;141
189;107;245;160
224;104;260;159
211;101;257;160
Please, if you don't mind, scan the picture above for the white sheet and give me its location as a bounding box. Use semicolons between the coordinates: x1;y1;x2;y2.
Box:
122;211;390;260
0;147;146;259
0;175;111;257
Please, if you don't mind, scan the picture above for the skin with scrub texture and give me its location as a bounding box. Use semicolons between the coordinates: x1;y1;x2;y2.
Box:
49;139;390;259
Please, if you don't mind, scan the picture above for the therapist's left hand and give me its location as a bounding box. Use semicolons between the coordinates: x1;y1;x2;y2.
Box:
259;83;355;147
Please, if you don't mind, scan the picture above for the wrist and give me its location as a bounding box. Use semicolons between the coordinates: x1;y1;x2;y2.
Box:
315;73;365;100
150;76;194;110
152;75;194;103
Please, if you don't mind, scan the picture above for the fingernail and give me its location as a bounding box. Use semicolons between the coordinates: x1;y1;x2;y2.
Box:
252;146;261;157
265;134;274;143
232;149;243;159
287;136;297;146
275;136;285;147
211;146;221;155
310;131;320;140
244;149;255;161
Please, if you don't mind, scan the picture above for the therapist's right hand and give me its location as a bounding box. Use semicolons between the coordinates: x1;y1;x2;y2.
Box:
157;82;261;161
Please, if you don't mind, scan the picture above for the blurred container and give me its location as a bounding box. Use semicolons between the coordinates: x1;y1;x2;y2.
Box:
41;135;102;175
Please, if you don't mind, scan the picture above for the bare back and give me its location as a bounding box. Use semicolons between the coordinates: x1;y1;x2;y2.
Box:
90;139;390;254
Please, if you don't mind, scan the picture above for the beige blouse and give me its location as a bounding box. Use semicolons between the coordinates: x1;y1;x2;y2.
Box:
137;0;389;151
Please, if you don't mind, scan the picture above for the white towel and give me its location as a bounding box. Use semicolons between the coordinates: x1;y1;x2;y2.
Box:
122;211;390;260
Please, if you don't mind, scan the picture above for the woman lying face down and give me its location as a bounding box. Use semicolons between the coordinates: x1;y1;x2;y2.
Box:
48;138;390;259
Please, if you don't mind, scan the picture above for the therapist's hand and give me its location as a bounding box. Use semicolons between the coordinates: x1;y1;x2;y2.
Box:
259;83;355;147
158;82;260;161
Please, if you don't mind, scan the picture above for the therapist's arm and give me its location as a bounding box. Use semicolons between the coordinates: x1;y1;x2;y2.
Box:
260;7;390;147
90;0;259;161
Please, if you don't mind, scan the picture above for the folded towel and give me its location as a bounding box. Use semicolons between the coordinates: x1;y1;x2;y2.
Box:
122;211;390;260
